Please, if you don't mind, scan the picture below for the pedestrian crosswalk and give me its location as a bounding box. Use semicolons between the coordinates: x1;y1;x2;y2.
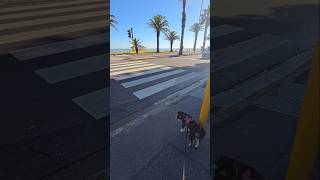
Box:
0;0;106;46
110;59;206;100
1;0;108;120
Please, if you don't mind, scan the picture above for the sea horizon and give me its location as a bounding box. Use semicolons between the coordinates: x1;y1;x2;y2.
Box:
111;48;198;53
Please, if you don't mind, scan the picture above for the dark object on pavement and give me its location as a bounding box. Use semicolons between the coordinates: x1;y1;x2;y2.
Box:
214;156;264;180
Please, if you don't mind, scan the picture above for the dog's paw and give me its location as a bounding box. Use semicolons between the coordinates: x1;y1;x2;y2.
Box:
194;139;200;148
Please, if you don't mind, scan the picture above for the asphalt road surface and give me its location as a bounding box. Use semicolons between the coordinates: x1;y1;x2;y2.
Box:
0;0;108;179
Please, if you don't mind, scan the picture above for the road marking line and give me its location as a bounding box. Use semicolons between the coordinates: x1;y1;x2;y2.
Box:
173;56;202;60
213;25;244;38
72;88;108;120
110;63;157;72
35;54;107;83
213;34;294;71
0;10;105;31
10;34;107;60
110;62;150;68
121;69;186;88
0;3;106;21
0;0;104;14
112;67;173;81
133;72;196;99
110;65;164;76
0;20;106;45
110;61;137;65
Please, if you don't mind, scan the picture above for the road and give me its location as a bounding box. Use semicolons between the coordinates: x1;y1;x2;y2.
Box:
0;0;108;179
211;0;319;179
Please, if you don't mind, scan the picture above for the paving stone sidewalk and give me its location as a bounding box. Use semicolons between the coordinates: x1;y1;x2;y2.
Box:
110;86;210;180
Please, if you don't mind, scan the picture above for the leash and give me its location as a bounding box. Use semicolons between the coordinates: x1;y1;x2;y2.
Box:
182;120;188;180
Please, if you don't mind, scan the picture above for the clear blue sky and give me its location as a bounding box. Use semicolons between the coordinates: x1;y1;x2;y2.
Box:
110;0;210;49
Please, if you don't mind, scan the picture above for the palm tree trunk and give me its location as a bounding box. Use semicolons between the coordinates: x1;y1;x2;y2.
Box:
157;31;160;53
170;41;173;52
202;25;208;50
193;32;198;52
179;0;186;55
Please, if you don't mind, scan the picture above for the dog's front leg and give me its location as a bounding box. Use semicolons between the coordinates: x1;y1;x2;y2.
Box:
180;121;186;133
188;132;194;147
194;134;200;148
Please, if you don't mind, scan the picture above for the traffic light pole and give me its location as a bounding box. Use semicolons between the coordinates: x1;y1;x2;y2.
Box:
199;77;210;128
285;41;319;180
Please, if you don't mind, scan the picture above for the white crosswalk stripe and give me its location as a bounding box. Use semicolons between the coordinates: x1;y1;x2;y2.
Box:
10;34;107;60
133;72;197;99
0;20;106;45
110;65;164;76
35;54;107;83
0;11;105;31
0;3;106;21
0;0;104;13
112;67;173;81
121;69;186;88
110;61;147;66
72;88;108;120
110;63;160;72
213;25;244;38
110;62;150;68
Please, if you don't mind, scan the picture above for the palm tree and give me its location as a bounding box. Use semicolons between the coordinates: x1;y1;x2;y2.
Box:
110;14;118;30
130;38;142;54
178;0;186;55
189;23;203;52
165;31;180;52
200;5;210;50
147;15;169;53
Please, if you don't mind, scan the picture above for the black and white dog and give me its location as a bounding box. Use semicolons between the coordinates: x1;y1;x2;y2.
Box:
176;111;206;148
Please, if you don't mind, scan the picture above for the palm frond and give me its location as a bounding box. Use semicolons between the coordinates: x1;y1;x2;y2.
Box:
165;31;180;41
147;15;169;33
200;5;210;26
189;23;203;33
110;14;118;30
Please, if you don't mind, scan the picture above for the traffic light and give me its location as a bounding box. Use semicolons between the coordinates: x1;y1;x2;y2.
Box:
131;28;133;39
127;30;131;38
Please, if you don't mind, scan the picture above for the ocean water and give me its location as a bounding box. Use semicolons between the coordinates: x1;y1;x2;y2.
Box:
110;48;196;53
111;49;131;53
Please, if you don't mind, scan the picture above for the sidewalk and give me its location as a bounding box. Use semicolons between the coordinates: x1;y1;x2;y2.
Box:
110;86;210;180
111;52;201;61
213;79;309;179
